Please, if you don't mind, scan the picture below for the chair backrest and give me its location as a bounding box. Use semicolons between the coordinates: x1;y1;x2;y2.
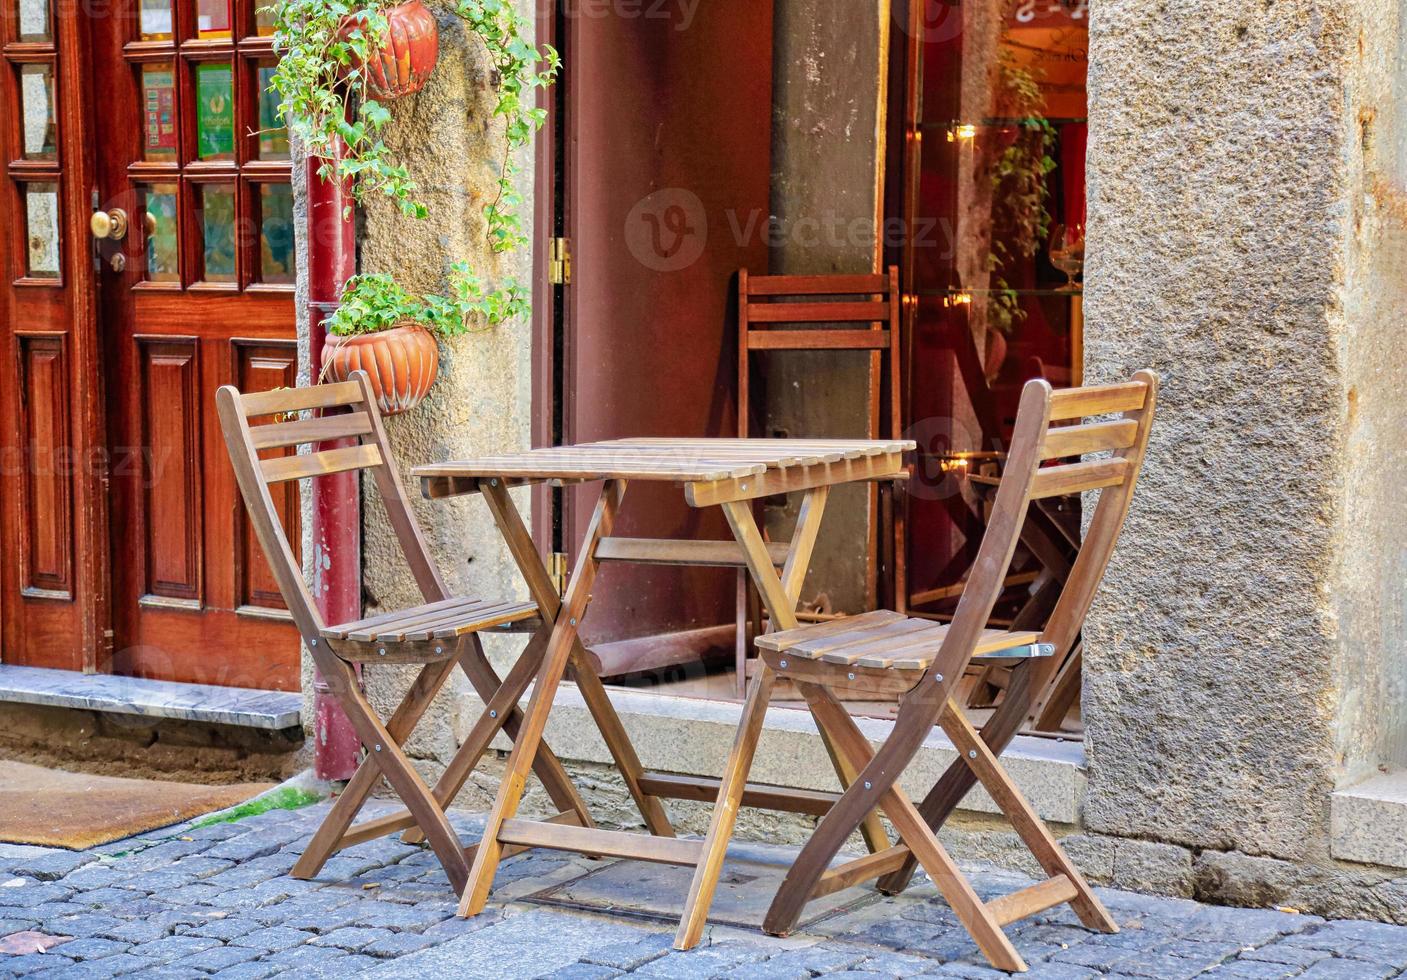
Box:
738;267;902;439
215;371;450;643
931;370;1159;682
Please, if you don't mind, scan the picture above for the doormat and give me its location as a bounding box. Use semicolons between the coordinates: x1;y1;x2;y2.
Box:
0;760;273;850
524;838;882;933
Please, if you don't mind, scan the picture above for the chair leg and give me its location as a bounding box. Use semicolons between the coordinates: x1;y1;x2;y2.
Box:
293;647;464;882
814;712;891;856
402;628;596;845
877;663;1045;895
455;632;597;828
778;687;1027;973
313;656;470;894
939;701;1116;934
402;629;596;846
675;665;775;950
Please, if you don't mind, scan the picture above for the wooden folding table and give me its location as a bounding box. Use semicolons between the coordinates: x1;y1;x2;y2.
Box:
413;437;913;948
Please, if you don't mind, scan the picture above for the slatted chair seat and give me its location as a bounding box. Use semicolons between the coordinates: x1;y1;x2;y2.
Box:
322;598;540;647
757;610;1052;670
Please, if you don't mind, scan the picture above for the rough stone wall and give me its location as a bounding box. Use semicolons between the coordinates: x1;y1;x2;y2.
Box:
1082;0;1406;866
296;5;538;774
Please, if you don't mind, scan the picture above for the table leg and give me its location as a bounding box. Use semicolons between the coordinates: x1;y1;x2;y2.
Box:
459;480;626;917
480;480;675;838
674;491;886;943
759;488;890;855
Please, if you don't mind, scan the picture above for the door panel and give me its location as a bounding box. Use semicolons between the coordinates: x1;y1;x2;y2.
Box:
233;339;299;615
138;336;202;603
563;0;773;653
0;0;107;671
17;334;75;597
93;0;300;690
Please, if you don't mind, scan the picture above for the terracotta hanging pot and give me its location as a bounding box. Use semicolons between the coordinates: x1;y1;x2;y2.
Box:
323;322;439;416
341;0;439;100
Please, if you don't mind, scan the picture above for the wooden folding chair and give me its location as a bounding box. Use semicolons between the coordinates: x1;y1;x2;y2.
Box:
719;371;1157;972
734;268;907;686
215;372;596;895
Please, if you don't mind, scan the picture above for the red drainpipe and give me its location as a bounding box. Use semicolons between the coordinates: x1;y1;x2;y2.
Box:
306;148;363;782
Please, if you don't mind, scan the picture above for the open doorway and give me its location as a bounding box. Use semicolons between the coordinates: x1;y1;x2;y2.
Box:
534;0;773;688
535;0;1091;737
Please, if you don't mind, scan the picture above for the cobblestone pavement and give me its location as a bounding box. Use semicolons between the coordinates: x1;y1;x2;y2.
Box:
0;801;1403;979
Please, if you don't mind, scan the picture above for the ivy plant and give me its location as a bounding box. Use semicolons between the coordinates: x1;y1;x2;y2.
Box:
987;53;1056;336
269;0;557;340
325;263;527;337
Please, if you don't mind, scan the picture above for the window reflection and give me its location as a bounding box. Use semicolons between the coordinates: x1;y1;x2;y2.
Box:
141;184;180;284
258;184;296;284
256;63;290;160
196;184;237;283
19;64;57;160
17;0;50;42
195;63;235;161
141;64;178;162
24;184;61;280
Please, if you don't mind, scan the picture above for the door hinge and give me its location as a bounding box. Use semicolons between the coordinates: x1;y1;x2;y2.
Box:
549;552;569;596
549;237;572;285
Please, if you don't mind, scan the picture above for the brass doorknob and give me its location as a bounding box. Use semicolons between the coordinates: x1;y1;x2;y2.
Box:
90;208;129;241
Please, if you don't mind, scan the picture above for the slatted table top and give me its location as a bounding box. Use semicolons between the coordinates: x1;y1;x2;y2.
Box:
414;438;915;506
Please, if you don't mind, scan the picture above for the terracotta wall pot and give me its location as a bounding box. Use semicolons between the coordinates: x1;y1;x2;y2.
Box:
341;0;439;100
323;322;439;416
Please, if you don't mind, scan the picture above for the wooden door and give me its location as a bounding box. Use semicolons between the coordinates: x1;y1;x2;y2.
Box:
554;0;773;662
90;0;300;690
0;0;108;671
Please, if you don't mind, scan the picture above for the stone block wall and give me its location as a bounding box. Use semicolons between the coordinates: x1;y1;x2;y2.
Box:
1082;0;1407;868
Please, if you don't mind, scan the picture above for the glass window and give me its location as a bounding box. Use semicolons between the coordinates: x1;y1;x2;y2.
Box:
140;184;180;283
257;183;295;284
195;63;235;161
16;0;50;42
141;64;178;162
139;0;173;39
196;0;230;38
254;0;275;35
256;62;289;160
23;183;60;280
195;183;237;283
19;64;56;161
